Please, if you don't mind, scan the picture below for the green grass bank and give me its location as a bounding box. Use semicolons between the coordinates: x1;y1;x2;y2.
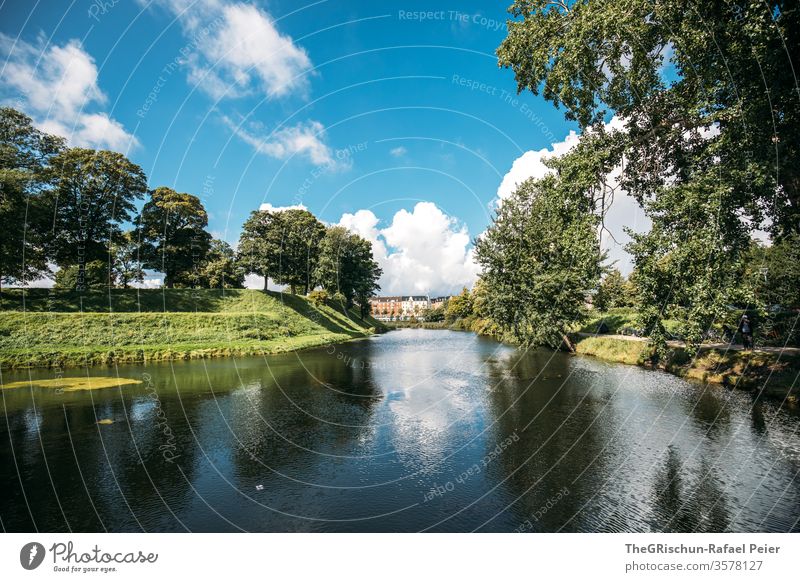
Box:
574;336;799;399
0;289;384;369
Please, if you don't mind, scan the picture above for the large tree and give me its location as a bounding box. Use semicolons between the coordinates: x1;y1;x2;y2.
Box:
137;187;211;288
236;208;325;293
475;169;605;351
0;107;64;289
278;209;326;294
237;210;284;290
314;225;382;315
45;148;147;289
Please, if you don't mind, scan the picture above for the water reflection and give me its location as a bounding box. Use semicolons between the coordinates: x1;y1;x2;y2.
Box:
1;329;798;532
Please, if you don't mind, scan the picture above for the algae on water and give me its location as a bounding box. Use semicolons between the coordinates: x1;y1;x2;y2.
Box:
1;377;142;392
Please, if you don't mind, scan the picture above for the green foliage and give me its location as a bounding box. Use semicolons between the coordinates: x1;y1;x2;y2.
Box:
54;260;110;291
201;239;245;289
45;148;147;274
445;287;472;322
314;225;382;316
0;107;64;288
497;0;799;352
475;171;604;350
594;269;629;311
307;289;329;306
237;208;325;294
421;305;446;322
748;235;800;310
137;187;211;288
110;230;144;288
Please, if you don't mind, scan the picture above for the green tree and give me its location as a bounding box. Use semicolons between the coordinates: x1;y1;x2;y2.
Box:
445;288;473;322
137;187;211;288
278;209;326;294
497;0;797;237
110;230;144;288
54;260;110;290
314;225;382;316
748;235;800;310
594;269;627;312
475;172;604;351
44;148;146;287
201;239;245;289
237;208;325;294
0;108;64;289
422;306;446;322
236;209;283;290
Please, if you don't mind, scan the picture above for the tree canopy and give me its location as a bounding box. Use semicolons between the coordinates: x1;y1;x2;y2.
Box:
136;187;211;288
0;107;64;288
315;225;382;315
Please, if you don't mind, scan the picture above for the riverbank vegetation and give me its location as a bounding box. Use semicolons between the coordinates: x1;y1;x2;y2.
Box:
0;289;384;369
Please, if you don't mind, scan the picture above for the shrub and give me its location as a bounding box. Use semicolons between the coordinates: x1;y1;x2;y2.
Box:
308;290;329;306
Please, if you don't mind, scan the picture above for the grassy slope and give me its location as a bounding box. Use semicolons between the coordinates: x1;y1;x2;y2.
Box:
0;289;383;369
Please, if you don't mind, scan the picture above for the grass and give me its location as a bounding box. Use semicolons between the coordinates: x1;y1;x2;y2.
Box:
0;289;385;369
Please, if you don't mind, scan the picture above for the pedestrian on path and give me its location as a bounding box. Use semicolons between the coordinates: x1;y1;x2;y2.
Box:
738;315;754;349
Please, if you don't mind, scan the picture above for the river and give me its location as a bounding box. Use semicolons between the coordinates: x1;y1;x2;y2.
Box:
1;329;798;532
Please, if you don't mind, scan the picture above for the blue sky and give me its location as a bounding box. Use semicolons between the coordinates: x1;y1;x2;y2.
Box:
0;0;645;294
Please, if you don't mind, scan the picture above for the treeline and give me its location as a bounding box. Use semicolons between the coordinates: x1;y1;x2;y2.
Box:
0;107;381;313
472;0;800;354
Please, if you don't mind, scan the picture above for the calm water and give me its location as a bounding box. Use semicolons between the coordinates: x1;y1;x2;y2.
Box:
1;329;799;532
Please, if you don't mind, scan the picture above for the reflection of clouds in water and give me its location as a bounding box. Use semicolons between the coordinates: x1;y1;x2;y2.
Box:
23;409;43;435
129;398;157;422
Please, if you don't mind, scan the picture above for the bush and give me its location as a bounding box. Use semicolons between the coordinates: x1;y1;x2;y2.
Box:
308;290;329;306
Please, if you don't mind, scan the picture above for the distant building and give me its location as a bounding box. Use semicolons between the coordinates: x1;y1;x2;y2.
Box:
370;295;431;321
430;296;449;308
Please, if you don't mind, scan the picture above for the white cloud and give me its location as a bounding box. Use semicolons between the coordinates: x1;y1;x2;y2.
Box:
0;34;137;151
149;0;311;99
496;130;581;201
339;203;479;296
132;277;164;289
389;146;407;158
221;115;338;167
258;202;307;213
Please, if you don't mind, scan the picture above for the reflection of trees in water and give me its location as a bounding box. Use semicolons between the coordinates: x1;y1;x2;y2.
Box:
483;349;616;532
0;347;380;532
650;445;730;532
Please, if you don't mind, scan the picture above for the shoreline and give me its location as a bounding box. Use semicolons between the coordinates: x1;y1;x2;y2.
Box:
573;335;799;400
0;331;374;371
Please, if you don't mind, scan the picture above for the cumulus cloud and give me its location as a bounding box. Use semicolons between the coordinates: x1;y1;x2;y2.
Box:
221;115;338;167
496;130;581;201
148;0;311;99
339;203;479;296
0;34;137;151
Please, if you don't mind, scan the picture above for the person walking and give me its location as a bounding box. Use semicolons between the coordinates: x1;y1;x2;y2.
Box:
738;315;754;350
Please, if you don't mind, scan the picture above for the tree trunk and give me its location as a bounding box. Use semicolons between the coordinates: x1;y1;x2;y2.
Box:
561;332;576;353
262;272;269;291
